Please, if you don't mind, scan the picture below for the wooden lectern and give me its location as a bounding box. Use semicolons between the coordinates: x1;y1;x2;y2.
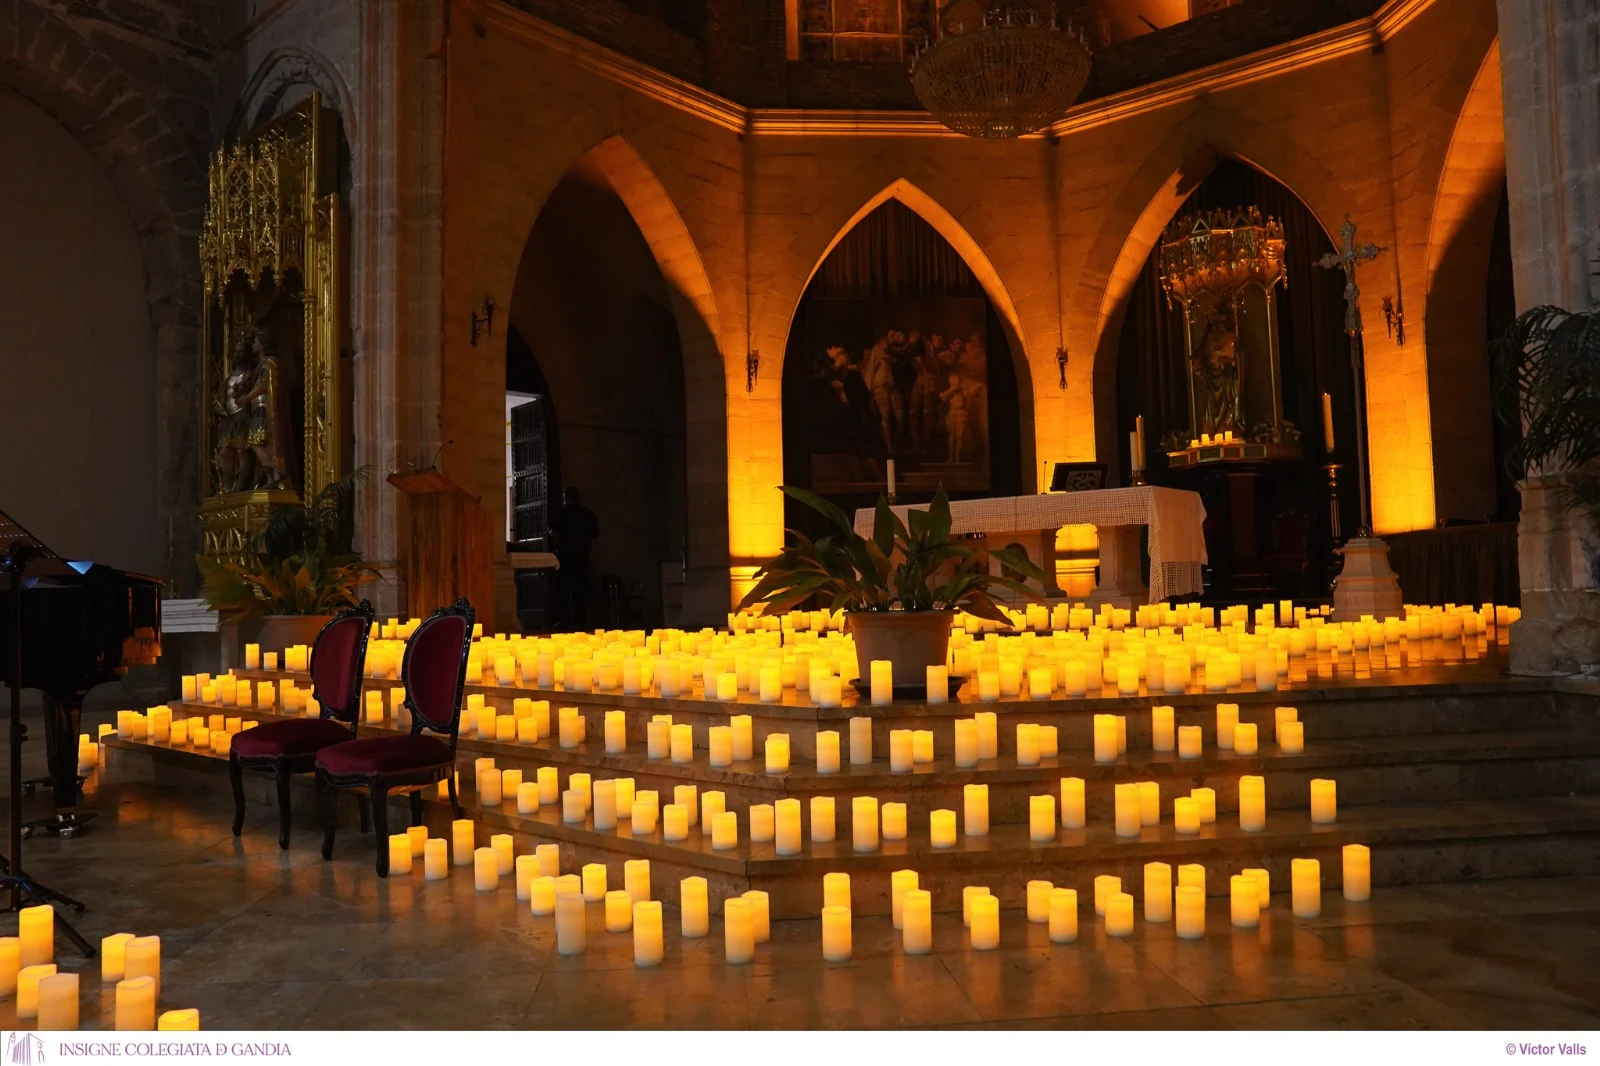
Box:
389;468;495;621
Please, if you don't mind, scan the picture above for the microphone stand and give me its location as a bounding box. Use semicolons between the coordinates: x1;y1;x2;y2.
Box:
1;545;95;957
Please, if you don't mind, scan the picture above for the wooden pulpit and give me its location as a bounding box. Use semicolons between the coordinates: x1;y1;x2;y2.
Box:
389;468;495;621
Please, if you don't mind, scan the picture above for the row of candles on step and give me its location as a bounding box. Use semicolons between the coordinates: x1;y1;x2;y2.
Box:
1;908;198;1030
103;710;259;756
179;672;320;715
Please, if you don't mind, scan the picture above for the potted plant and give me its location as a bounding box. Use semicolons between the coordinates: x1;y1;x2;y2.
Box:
738;486;1046;694
197;469;384;652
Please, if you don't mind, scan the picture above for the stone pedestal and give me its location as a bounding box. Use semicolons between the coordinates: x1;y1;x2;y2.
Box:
1332;537;1403;621
1512;474;1600;675
1087;525;1147;609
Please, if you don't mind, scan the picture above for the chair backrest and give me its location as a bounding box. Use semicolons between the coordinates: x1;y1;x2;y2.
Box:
401;598;474;742
308;600;376;724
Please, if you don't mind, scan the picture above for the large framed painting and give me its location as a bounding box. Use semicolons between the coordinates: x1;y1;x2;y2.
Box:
791;297;991;495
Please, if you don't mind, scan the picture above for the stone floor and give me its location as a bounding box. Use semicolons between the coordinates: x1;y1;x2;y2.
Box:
2;778;1598;1030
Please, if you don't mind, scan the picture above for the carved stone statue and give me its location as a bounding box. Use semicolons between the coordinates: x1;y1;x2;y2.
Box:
212;331;288;493
1194;300;1241;436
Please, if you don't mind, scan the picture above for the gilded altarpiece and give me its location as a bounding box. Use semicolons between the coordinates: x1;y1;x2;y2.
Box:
198;95;343;564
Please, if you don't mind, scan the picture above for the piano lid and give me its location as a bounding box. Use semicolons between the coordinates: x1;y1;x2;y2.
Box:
0;510;163;587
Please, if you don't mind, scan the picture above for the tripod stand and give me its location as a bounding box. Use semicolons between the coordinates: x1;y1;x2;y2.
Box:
1;545;95;957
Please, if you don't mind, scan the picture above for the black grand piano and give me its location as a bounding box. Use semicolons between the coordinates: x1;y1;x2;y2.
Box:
0;510;163;836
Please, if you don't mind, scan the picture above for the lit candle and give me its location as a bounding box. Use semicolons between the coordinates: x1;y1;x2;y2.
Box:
963;783;988;837
537;767;560;805
870;660;892;706
715;672;738;701
965;893;999;949
1343;843;1371;901
675;784;698;825
881;801;907;840
529;876;557;915
1114;783;1141;837
1310;778;1338;823
765;733;790;773
889;729;913;773
1144;861;1173;922
1216;703;1239;749
1231;873;1261;927
930;809;957;848
479;768;503;807
902;889;933;954
700;790;726;835
712;810;738;850
536;843;560;877
849;717;872;764
775;798;803;855
19;905;51;965
491;833;515;875
1048;887;1078;943
604;710;627;754
1029;666;1054;699
563;789;585;825
555;891;587;955
1256;650;1278;690
1233;721;1258;756
1058;776;1086;829
890;869;919;928
1192;786;1217;823
680;876;709;937
851;796;879;852
245;643;260;670
1151;705;1175;752
99;932;134;982
823;871;852;911
388;833;413;875
1093;874;1121;916
723;897;756;964
1174;796;1200;834
474;847;499;891
158;1008;201;1031
1105;891;1136;937
816;730;841;773
604;889;634;932
647;720;670;759
759;662;782;703
730;715;754;760
749;803;774;841
1292;857;1322;917
1321;390;1336;453
977;670;1000;701
37;971;77;1030
1175;884;1206;939
1244;867;1270;906
1064;660;1087;696
821;905;852;961
633;900;664;966
114;974;155;1030
1028;794;1056;842
1138;780;1160;825
662;804;689;841
1025;878;1053;923
1016;723;1040;766
424;838;448;880
810;796;836;842
670;723;693;764
1239;775;1266;831
1093;714;1118;763
925;663;949;704
912;729;933;763
976;711;998;759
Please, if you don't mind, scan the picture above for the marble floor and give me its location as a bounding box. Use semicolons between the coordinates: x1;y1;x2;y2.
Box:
1;777;1597;1031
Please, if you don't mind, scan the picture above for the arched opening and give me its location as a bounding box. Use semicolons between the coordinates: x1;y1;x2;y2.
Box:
781;199;1025;537
1111;158;1351;600
508;170;689;630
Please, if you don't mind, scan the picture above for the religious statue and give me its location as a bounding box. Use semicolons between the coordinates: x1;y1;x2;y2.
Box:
212;330;290;493
1194;299;1241;436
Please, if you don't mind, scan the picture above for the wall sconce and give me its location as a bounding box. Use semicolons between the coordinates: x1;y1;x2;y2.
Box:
1056;346;1069;390
746;349;760;392
470;297;497;347
1382;296;1405;345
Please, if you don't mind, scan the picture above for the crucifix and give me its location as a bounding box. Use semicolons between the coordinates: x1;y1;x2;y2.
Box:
1317;214;1386;539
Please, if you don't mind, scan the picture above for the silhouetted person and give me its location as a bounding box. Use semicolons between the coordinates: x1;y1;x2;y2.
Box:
550;486;599;631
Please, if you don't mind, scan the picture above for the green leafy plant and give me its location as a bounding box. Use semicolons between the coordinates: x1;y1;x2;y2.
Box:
1494;304;1600;511
737;485;1047;624
197;469;384;622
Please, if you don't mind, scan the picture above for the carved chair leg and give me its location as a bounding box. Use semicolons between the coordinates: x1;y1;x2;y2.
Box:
371;784;390;877
318;773;337;861
447;773;462;818
357;795;371;835
410;791;423;828
229;755;246;838
275;765;293;851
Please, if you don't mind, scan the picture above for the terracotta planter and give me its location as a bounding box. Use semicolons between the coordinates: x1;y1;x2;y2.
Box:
847;610;955;696
255;614;335;657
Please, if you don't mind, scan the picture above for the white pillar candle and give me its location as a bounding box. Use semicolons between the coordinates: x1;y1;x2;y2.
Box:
821;905;852;961
1174;796;1200;834
1049;887;1079;943
1029;666;1053;699
244;643;260;670
100;932;133;982
1279;719;1304;754
730;715;754;760
1175;884;1206;939
680;877;709;937
711;810;738;850
715;672;738;701
1093;874;1121;916
848;717;872;764
774;798;803;855
633;900;664;966
810;796;836;842
562;789;585;824
823;871;852;911
1230;873;1261;927
816;730;841;773
912;729;933;763
530;766;556;806
1059;776;1086;828
963;783;988;837
579;862;607;901
516;781;540;814
555;891;586;955
1114;783;1141;837
1064;659;1087;696
889;729;913;773
765;733;790;772
623;858;651;904
1239;775;1266;831
646;720;670;759
999;660;1022;698
1093;714;1118;763
977;670;1000;701
662;804;689;841
604;710;627;753
975;711;998;759
1216;703;1239;749
515;854;539;900
723;897;756;964
1026;879;1053;923
700;790;726;834
1292;857;1322;917
749;803;775;841
424;838;448;880
114;974;155;1031
1142;861;1174;923
844;795;877;852
969;894;1000;949
1343;843;1372;901
670;723;694;764
1192;786;1217;823
122;935;160;1002
902;889;933;954
1151;705;1176;752
1234;721;1258;756
890;869;918;929
473;847;499;891
605;889;634;932
1310;778;1337;823
953;719;979;767
930;809;957;848
1138;781;1160;825
870;660;892;706
1029;794;1055;842
478;768;503;807
37;970;78;1031
674;784;698;825
759;662;782;703
388;834;413;875
1243;867;1270;906
18;905;51;966
1016;723;1040;766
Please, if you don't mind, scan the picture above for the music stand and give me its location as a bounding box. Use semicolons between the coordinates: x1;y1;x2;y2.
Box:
1049;462;1108;493
0;520;96;956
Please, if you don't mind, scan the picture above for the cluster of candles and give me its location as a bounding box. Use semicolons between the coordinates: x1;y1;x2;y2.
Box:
0;907;198;1030
104;709;259;756
179;670;321;716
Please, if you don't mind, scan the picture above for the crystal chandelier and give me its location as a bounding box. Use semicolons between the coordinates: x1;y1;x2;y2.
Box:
911;0;1092;139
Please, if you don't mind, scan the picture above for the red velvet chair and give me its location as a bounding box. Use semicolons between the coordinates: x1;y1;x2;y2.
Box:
317;598;474;876
229;600;375;850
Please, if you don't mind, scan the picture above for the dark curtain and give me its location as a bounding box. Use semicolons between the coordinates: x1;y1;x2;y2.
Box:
782;200;1023;536
1486;182;1521;523
1114;159;1355;595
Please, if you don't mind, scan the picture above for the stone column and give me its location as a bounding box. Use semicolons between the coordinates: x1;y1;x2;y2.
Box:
1497;0;1600;673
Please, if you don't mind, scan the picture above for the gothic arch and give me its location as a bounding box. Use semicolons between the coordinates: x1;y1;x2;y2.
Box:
225;46;359;143
0;4;206;586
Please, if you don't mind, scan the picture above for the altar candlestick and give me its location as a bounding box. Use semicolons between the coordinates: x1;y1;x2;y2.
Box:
1322;391;1336;453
